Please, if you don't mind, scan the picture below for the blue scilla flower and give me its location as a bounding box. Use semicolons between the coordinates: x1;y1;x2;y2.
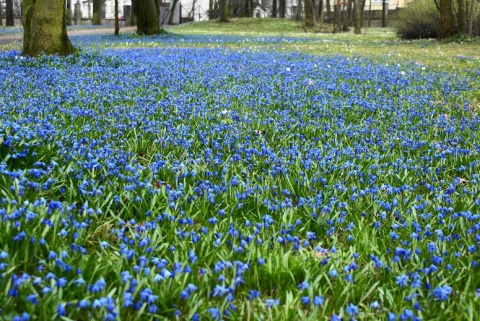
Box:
297;280;310;290
395;274;409;288
313;295;324;306
248;290;260;300
208;307;222;320
370;301;381;309
0;251;8;259
265;298;280;308
12;313;30;321
24;294;38;305
345;303;359;316
431;284;452;301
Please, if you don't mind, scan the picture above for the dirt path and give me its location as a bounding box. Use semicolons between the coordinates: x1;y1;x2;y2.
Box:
0;26;138;44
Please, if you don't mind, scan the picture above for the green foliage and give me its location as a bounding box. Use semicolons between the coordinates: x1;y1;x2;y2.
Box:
395;0;440;40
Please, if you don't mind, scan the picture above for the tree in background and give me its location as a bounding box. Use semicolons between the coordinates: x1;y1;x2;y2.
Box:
6;0;14;26
0;3;3;26
114;0;119;35
92;0;102;24
219;0;229;22
22;0;76;56
353;0;361;33
304;0;315;27
272;0;277;17
279;0;286;18
458;0;466;34
137;0;159;34
437;0;456;38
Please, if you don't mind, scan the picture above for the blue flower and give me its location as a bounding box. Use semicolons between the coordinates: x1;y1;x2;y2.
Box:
297;280;310;290
265;298;280;308
370;301;381;309
24;294;38;305
431;284;452;301
208;307;222;320
313;295;324;306
248;290;260;300
300;296;309;305
345;303;359;316
395;274;409;288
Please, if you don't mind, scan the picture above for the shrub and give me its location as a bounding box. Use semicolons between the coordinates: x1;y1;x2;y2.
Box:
395;0;439;39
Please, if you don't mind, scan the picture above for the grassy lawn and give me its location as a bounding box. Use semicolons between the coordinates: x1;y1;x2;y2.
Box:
0;18;480;320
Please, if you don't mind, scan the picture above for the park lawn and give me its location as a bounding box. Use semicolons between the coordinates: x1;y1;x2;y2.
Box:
0;18;480;320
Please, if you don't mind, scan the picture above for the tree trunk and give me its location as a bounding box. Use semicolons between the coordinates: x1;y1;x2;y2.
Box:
333;2;339;33
467;0;476;35
317;0;323;23
219;0;229;22
6;0;14;26
381;0;387;27
280;0;286;18
353;0;361;34
0;2;3;26
209;0;214;19
272;0;277;17
168;0;178;24
22;0;76;56
115;0;120;35
296;0;302;21
342;0;351;31
304;0;315;27
326;0;331;22
458;0;466;34
137;0;159;34
359;0;365;27
92;0;101;24
439;0;456;38
131;0;137;25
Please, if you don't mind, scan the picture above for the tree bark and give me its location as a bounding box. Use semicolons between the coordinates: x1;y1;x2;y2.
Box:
326;0;331;22
333;2;340;33
439;0;456;38
219;0;229;22
381;0;387;27
272;0;277;17
6;0;14;26
22;0;76;56
458;0;466;34
342;0;352;31
131;0;137;25
92;0;101;24
353;0;361;34
137;0;159;34
317;0;323;23
279;0;286;18
296;0;302;21
304;0;315;27
115;0;120;35
168;0;178;24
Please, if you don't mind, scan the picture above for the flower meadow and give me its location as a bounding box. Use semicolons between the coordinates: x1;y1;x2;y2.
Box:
0;37;480;321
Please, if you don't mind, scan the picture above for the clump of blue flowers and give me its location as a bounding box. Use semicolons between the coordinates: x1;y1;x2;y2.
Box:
0;33;478;320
